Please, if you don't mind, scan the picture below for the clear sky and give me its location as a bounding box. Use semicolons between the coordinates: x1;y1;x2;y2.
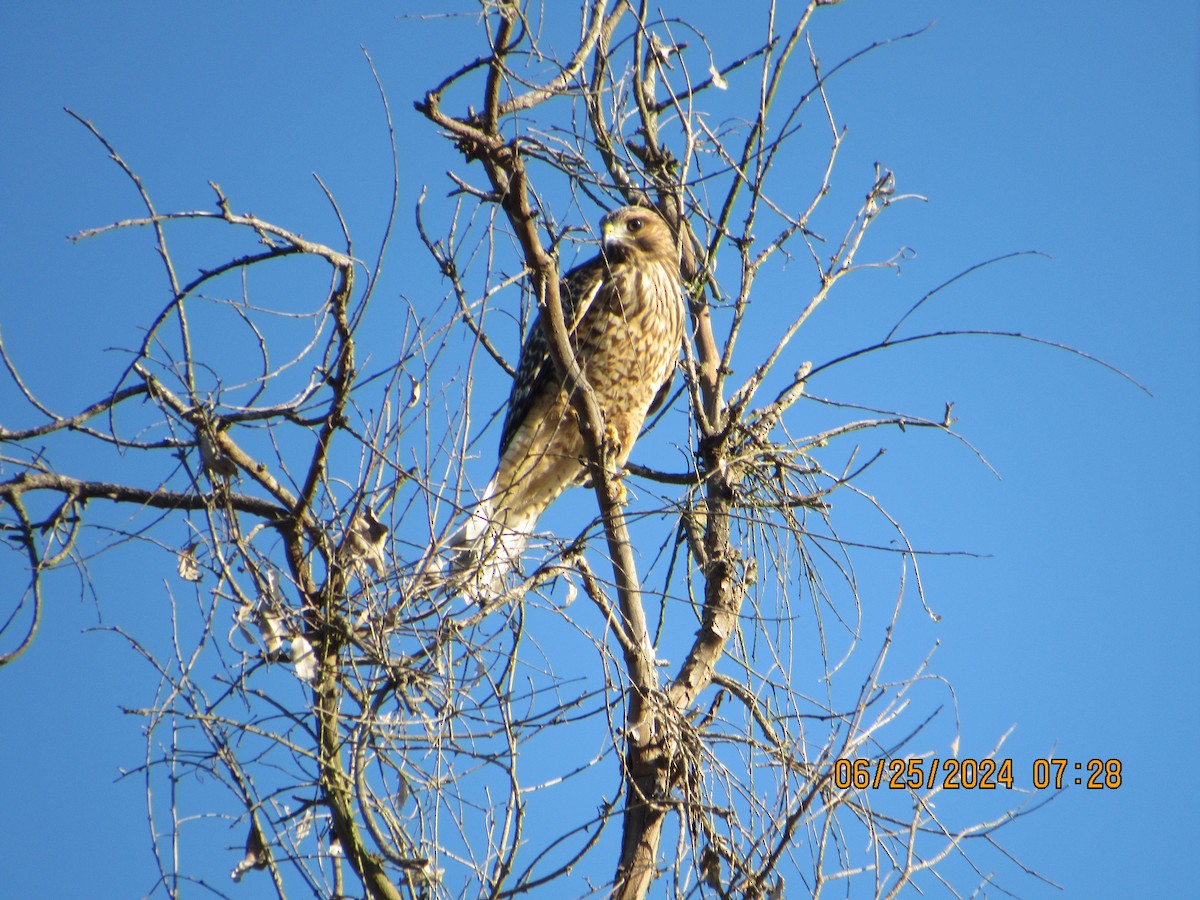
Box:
1;2;1197;897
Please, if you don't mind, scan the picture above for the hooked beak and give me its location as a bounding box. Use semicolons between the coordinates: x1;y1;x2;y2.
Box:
601;219;622;251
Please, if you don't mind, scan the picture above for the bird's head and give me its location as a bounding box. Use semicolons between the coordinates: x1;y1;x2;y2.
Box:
600;206;673;263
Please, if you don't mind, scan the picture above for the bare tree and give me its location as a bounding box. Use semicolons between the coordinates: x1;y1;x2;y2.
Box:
0;2;1066;898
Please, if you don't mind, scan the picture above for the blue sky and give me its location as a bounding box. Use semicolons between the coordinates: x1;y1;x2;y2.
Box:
1;2;1197;897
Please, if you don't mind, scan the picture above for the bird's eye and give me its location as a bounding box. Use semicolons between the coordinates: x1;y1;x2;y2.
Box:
628;217;644;232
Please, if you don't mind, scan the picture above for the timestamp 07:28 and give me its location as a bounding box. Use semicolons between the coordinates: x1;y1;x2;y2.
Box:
831;757;1123;791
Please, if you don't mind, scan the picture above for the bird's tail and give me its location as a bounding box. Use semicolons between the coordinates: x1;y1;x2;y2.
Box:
445;490;537;602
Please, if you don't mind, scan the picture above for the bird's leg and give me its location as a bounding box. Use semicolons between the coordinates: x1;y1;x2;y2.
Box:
601;420;628;507
580;417;628;505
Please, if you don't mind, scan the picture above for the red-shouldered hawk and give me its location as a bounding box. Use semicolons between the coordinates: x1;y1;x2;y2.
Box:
449;206;684;599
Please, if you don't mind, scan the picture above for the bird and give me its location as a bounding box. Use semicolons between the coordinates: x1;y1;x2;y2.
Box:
447;205;684;600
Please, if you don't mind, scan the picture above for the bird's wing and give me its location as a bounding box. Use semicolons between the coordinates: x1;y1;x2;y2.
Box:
498;256;605;456
646;368;675;418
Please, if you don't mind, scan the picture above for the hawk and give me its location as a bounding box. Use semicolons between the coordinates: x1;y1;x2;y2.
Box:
449;206;684;599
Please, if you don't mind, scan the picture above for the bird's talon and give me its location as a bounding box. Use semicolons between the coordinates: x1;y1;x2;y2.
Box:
601;423;626;469
612;477;628;506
